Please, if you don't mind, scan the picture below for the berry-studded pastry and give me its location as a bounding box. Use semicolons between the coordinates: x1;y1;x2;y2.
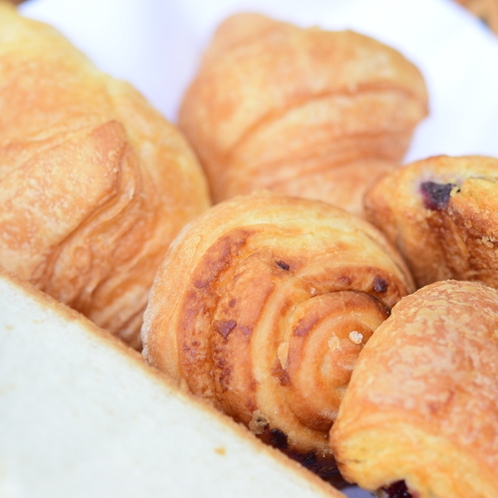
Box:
178;12;428;216
364;154;498;289
0;3;210;348
330;279;498;498
141;192;414;479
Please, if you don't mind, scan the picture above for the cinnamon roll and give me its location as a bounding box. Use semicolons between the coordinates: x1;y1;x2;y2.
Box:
141;192;414;478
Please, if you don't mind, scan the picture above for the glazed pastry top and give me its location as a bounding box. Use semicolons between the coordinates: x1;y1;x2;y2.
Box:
331;279;498;497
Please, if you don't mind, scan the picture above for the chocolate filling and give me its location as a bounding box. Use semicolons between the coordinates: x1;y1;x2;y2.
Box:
373;276;389;293
276;260;290;271
382;480;414;498
258;426;345;487
268;428;288;450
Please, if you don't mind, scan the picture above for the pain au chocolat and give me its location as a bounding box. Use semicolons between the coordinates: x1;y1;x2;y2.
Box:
330;279;498;498
364;154;498;289
0;3;210;348
141;192;414;479
178;12;428;217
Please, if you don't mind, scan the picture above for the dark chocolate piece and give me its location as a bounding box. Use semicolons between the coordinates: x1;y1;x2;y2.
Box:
383;480;414;498
276;260;290;271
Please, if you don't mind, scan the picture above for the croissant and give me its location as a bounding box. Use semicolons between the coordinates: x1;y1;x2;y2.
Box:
364;154;498;289
178;12;428;215
141;191;415;479
330;279;498;498
0;4;210;348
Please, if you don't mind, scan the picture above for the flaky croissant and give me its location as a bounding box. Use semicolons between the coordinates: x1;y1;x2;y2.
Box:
178;12;428;216
0;4;210;348
364;154;498;289
330;279;498;498
141;192;415;479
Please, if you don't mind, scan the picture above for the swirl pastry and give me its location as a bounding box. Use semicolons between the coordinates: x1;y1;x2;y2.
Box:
364;154;498;289
141;192;414;478
178;12;428;215
330;279;498;498
0;4;210;348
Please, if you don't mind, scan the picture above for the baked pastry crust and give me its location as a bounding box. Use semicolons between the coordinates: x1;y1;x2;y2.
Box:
142;191;414;477
178;12;428;213
0;4;210;347
330;279;498;498
364;154;498;289
280;160;398;218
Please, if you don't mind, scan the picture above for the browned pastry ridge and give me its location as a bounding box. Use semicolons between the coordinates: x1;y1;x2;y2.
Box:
330;279;498;498
141;192;415;479
0;3;211;348
178;12;428;216
364;154;498;289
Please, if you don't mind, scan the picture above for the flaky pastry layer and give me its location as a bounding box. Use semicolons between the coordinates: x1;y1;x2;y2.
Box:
0;4;210;347
179;12;428;213
331;279;498;498
141;192;414;478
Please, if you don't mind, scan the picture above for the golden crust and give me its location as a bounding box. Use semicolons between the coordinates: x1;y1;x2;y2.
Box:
0;4;210;347
330;279;498;498
178;12;428;212
280;160;399;218
141;191;414;476
364;154;498;289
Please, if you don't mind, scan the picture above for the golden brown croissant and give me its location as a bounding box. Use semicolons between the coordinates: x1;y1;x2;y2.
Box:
364;154;498;289
0;4;211;348
330;279;498;498
178;12;428;215
141;191;415;479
